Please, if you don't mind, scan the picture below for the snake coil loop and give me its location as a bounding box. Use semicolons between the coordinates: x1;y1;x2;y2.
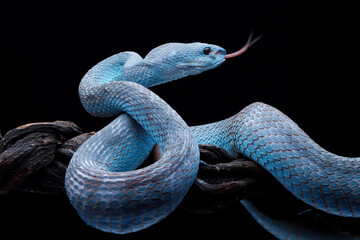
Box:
65;40;360;235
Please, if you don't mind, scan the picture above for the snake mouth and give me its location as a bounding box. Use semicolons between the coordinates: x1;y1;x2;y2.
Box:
180;59;225;69
211;59;225;68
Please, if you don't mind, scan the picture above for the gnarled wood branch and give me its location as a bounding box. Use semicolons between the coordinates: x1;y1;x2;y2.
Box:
0;121;94;194
1;121;359;237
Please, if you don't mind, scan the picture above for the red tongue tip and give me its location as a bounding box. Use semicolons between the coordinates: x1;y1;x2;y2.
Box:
225;33;262;59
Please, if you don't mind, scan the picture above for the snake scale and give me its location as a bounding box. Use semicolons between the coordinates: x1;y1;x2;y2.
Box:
65;37;360;235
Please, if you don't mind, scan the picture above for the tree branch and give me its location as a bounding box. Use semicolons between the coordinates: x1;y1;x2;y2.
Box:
0;121;94;194
1;121;359;237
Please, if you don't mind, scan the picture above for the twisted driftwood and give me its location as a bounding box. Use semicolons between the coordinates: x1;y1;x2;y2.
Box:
1;121;359;237
0;121;94;194
0;121;269;198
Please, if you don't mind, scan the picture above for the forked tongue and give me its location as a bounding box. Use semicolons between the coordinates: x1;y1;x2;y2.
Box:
225;32;262;59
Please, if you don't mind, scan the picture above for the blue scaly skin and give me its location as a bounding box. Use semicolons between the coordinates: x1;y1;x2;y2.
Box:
65;41;360;235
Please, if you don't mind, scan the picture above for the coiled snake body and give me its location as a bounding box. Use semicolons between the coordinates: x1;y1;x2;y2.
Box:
65;41;360;234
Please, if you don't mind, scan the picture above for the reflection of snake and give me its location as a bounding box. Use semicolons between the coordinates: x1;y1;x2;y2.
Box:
65;36;360;234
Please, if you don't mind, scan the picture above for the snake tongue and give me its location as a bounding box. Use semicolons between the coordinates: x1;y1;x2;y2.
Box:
225;33;262;59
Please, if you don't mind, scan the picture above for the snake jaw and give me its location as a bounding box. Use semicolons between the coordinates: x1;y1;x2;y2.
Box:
210;58;226;69
179;58;225;69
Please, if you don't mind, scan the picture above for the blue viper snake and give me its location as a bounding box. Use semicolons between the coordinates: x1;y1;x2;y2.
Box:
64;36;360;235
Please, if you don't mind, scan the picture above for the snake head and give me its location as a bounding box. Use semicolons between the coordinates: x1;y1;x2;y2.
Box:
144;42;226;80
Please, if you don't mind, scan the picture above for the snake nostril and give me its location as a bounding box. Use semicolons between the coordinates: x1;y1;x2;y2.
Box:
217;49;226;56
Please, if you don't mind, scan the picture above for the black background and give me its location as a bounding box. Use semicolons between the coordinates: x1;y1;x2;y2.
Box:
1;1;359;239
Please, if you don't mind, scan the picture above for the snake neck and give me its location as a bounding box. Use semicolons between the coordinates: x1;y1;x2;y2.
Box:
79;52;187;117
122;58;191;88
120;61;170;88
79;52;185;94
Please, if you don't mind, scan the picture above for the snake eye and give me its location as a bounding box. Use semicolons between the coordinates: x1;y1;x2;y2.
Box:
203;47;211;55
